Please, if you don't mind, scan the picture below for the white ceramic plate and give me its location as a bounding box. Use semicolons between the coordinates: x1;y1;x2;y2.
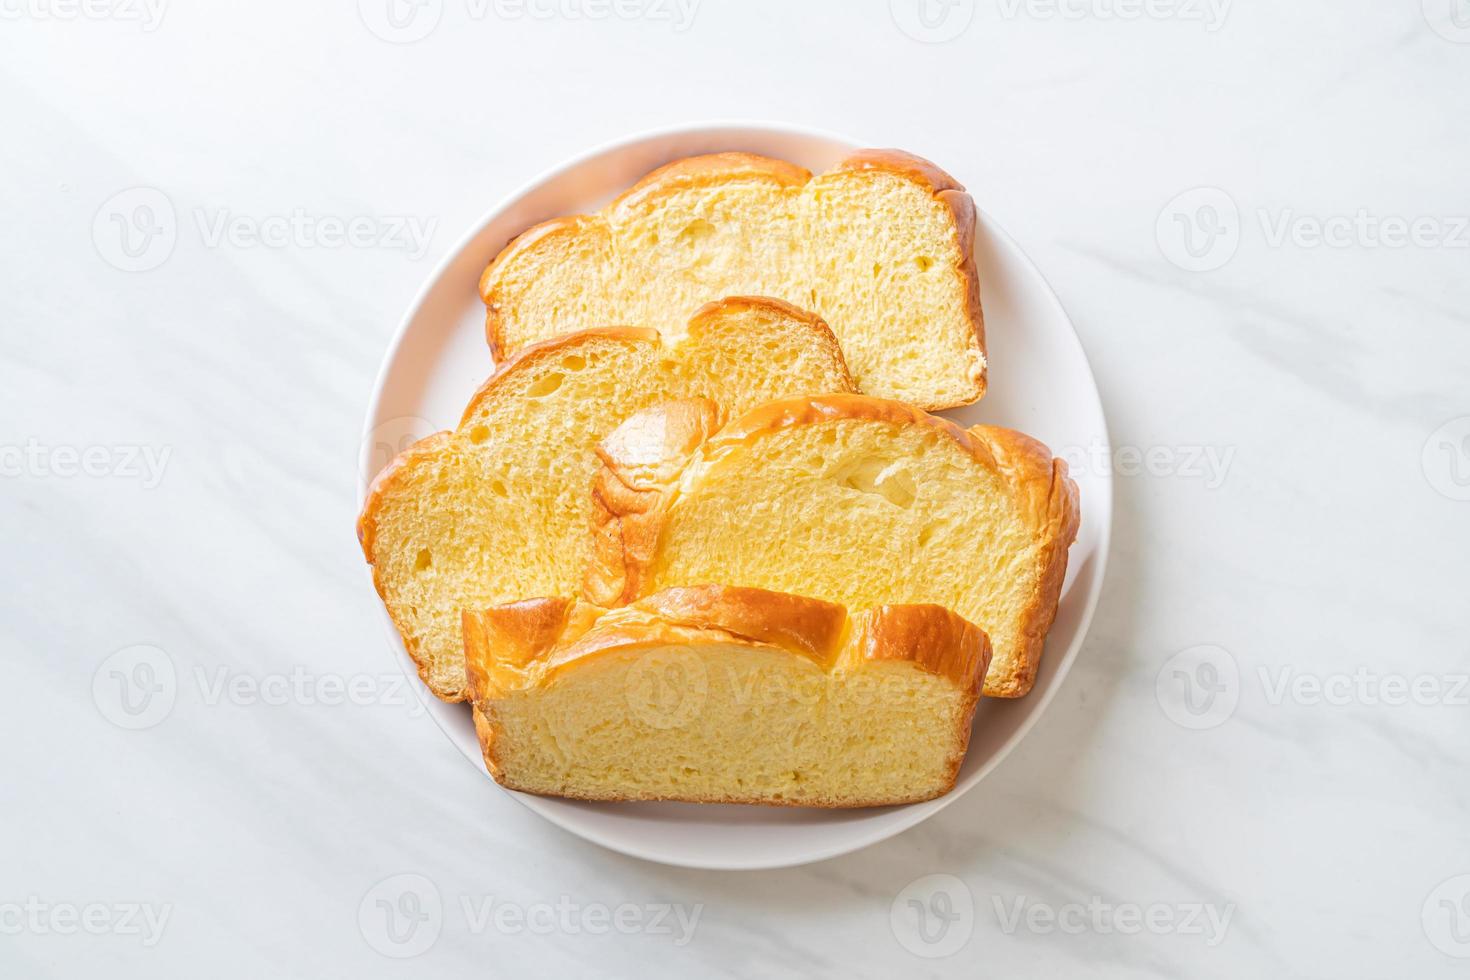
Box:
357;123;1111;870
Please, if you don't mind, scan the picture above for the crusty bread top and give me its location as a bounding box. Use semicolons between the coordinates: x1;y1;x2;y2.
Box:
698;391;993;466
585;394;1080;698
462;585;991;701
608;153;813;215
479;149;986;410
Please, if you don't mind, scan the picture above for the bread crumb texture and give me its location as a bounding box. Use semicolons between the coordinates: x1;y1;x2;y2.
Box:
357;300;854;701
589;395;1079;698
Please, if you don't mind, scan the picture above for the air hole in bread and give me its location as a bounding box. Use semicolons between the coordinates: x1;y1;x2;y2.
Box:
915;255;934;272
414;549;432;571
468;425;490;445
489;479;508;498
525;373;564;397
677;219;715;245
560;355;586;372
872;262;882;277
835;458;916;509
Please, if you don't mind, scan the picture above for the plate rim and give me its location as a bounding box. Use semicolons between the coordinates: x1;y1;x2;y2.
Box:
356;119;1113;870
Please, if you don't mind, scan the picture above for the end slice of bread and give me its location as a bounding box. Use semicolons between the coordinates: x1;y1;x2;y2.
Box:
586;394;1080;698
462;585;992;807
357;298;855;701
480;150;986;410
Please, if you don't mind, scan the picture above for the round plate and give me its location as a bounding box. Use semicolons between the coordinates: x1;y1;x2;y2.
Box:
357;123;1111;870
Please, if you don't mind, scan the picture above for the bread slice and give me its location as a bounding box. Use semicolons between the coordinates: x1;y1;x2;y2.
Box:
587;395;1079;698
479;150;986;410
462;585;991;807
357;298;855;701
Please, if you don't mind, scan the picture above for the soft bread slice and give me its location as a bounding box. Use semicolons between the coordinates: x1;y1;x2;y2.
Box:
480;150;986;410
462;585;991;807
587;395;1079;698
357;298;855;701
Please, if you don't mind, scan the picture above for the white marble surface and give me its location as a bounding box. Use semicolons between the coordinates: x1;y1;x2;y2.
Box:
3;2;1468;976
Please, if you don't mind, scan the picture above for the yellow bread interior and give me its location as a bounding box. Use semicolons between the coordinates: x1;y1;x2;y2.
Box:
356;299;854;701
462;586;991;807
587;395;1080;698
480;150;986;410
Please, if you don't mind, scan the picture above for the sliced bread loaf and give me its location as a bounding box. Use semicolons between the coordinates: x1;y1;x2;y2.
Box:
357;298;855;701
587;394;1079;698
479;150;986;410
462;585;991;806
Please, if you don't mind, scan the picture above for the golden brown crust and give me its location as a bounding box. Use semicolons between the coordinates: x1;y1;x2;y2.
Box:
687;294;829;330
609;152;812;217
639;585;848;664
463;585;990;807
479;149;985;407
966;426;1081;697
463;597;578;703
472;704;501;778
699;393;996;466
467;585;988;693
851;604;992;700
832;148;966;195
586;398;722;607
